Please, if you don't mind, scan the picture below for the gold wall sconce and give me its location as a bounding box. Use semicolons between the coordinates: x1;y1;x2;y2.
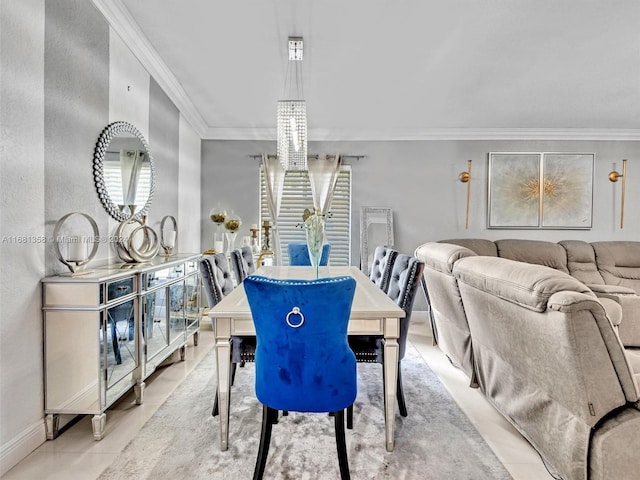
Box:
458;160;472;229
608;159;627;229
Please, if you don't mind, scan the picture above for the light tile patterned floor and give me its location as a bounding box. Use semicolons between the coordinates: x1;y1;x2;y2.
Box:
2;316;551;480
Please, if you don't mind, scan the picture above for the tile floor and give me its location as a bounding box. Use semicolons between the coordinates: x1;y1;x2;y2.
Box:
2;315;552;480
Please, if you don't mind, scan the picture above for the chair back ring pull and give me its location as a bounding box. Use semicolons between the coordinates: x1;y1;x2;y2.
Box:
286;307;305;328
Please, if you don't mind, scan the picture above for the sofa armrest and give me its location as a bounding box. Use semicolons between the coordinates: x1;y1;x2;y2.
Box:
598;297;623;327
592;292;640;347
415;242;476;274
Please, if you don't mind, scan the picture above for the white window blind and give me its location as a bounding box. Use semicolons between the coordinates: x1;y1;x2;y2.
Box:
260;165;352;266
104;152;152;208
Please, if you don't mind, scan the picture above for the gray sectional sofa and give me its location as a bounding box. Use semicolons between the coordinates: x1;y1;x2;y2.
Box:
415;239;640;480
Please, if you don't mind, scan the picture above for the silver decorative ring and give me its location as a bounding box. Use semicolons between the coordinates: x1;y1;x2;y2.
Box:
286;307;304;328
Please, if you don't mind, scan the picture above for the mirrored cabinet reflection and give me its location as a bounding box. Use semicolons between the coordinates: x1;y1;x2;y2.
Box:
42;254;201;441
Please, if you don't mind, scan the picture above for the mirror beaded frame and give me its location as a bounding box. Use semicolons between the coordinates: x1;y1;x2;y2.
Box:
93;121;156;222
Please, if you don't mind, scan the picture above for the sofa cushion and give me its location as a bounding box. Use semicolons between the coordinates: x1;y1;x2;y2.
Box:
454;256;592;312
592;241;640;293
438;238;498;257
560;240;606;285
495;239;569;273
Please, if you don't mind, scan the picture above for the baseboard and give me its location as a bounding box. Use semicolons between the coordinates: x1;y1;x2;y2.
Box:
0;419;47;476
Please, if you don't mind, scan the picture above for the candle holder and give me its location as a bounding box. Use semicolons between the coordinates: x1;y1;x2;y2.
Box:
250;226;260;254
262;220;272;251
53;212;100;276
160;215;177;256
256;220;275;266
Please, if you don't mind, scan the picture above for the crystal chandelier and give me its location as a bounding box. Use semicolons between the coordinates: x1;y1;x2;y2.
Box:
277;37;307;170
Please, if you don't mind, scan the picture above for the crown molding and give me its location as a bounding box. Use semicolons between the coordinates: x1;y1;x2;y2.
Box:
91;0;207;137
203;127;640;142
90;0;639;144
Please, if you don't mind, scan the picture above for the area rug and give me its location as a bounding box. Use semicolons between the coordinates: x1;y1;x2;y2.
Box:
98;343;512;479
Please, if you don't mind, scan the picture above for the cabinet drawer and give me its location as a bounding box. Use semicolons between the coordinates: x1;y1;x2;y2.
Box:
143;264;185;290
185;260;198;274
44;283;100;308
104;277;136;304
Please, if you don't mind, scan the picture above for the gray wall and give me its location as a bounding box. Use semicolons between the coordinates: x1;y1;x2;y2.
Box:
1;0;47;469
201;139;639;308
201;139;640;253
0;0;201;473
44;0;110;272
148;77;180;231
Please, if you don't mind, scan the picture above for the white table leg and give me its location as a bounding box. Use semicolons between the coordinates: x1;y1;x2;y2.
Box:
383;316;400;452
214;315;232;451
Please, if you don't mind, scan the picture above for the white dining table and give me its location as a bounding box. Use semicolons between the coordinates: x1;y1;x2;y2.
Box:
207;265;406;452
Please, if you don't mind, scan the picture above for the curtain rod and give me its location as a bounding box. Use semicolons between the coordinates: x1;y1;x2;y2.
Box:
248;154;365;160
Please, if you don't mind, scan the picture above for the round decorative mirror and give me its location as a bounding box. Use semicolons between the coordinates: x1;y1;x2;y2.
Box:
93;121;156;222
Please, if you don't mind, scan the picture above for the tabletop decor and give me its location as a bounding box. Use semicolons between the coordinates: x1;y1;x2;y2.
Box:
302;208;326;277
224;211;242;255
256;220;275;267
249;224;261;254
114;205;159;263
160;215;177;256
53;212;100;275
209;203;227;253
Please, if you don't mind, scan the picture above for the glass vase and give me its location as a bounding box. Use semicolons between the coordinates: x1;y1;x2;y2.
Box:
224;211;242;255
209;204;227;252
225;232;237;256
305;214;325;278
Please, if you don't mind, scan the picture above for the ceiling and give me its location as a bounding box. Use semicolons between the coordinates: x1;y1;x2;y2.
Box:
96;0;640;141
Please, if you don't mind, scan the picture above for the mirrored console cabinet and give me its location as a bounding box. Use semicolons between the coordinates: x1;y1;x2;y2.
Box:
42;253;201;440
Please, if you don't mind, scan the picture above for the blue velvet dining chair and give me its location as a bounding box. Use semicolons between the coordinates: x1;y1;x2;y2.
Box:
243;275;357;480
287;242;331;266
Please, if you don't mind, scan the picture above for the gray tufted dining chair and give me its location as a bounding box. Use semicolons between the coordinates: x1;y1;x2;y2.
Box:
230;246;256;285
369;246;398;293
348;253;424;426
199;252;256;416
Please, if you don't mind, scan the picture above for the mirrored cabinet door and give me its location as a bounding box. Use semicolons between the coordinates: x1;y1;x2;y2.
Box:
168;282;186;346
144;288;168;362
185;271;200;339
101;299;138;408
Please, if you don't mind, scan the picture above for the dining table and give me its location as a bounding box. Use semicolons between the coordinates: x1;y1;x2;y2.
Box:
207;265;406;452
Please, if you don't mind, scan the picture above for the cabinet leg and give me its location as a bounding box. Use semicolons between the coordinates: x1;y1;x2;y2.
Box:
45;414;59;440
134;381;145;405
92;413;106;441
193;331;199;346
180;345;186;361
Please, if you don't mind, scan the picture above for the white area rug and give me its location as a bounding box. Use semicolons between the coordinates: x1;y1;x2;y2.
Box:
99;343;512;479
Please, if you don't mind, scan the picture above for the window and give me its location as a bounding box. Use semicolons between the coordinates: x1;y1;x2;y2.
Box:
260;166;352;266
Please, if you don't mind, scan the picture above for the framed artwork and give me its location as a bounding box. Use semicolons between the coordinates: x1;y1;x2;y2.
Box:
488;152;594;229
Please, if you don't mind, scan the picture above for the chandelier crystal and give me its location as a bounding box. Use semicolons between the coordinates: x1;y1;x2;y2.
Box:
277;100;307;170
277;37;307;170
